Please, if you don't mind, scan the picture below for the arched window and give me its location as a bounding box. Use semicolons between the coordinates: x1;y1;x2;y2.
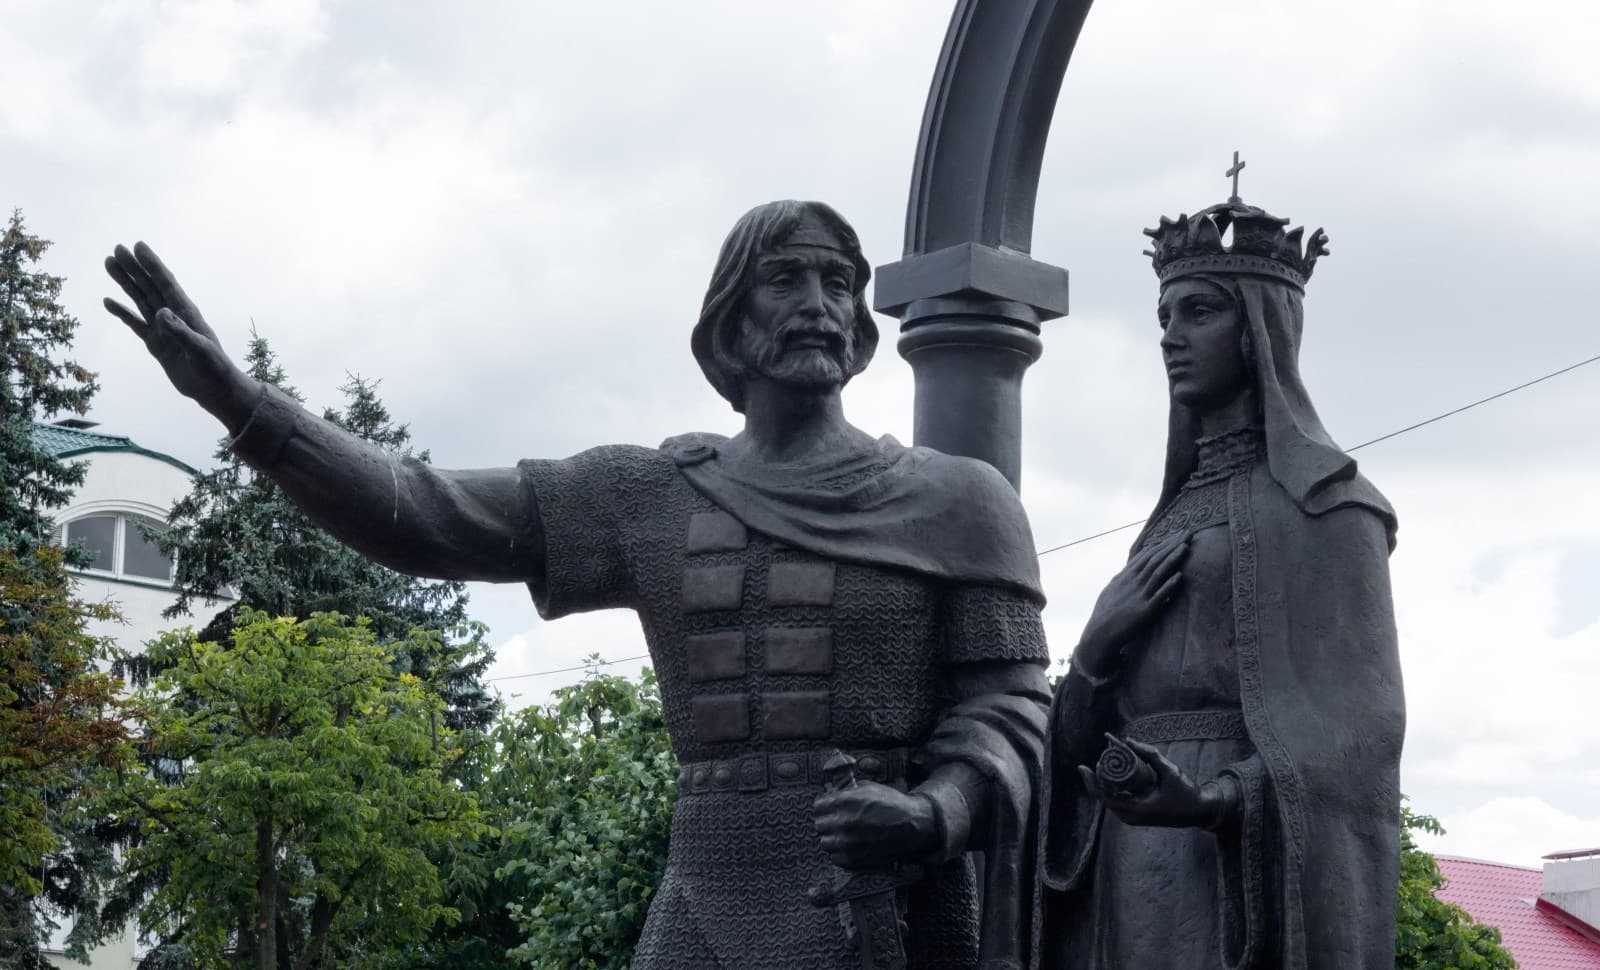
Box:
59;513;176;585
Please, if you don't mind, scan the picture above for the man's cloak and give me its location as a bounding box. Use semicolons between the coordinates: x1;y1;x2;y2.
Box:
663;431;1049;970
660;432;1044;603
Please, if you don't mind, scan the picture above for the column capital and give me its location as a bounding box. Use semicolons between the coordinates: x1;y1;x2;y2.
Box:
874;242;1069;324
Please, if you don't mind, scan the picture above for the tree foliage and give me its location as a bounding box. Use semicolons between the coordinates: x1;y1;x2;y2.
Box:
109;609;481;970
148;337;494;732
0;209;132;965
0;209;98;554
102;335;495;965
1396;803;1519;970
500;664;677;970
0;545;132;964
408;662;678;970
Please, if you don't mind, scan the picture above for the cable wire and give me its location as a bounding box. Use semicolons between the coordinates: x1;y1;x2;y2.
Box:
490;351;1600;683
1341;352;1600;453
1035;352;1600;558
492;653;651;683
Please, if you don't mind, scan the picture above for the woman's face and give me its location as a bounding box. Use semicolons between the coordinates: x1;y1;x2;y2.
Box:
1157;278;1251;411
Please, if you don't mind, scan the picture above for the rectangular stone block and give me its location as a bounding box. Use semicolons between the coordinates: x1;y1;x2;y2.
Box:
685;511;749;553
763;691;831;739
686;631;747;682
765;627;833;675
682;564;744;613
767;562;835;607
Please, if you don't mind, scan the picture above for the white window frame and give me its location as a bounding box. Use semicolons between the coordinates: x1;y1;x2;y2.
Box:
55;502;177;588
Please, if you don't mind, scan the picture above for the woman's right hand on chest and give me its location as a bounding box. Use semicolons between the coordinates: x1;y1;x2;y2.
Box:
1071;533;1190;679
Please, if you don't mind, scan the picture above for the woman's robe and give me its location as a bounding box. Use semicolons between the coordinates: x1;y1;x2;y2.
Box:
1036;427;1404;969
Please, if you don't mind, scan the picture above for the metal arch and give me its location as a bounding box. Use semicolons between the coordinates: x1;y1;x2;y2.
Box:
874;0;1092;489
903;0;1094;258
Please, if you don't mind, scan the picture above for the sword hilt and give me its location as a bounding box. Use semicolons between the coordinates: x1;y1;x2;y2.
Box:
822;749;859;792
811;749;916;970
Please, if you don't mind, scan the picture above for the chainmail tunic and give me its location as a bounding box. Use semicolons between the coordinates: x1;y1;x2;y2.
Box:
519;444;1048;970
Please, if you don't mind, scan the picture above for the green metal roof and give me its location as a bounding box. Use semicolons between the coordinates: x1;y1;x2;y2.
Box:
29;422;200;476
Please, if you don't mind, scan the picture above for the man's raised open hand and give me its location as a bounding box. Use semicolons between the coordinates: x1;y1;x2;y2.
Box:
104;242;256;424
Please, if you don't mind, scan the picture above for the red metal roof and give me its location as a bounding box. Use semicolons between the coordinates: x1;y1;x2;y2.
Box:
1436;855;1600;969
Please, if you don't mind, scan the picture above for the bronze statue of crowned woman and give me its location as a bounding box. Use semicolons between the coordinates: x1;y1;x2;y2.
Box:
1037;173;1405;970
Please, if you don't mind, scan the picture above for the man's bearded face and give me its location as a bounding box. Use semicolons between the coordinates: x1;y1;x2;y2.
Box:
735;234;859;391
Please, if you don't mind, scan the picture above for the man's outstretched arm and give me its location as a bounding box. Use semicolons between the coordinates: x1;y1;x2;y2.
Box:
105;241;543;583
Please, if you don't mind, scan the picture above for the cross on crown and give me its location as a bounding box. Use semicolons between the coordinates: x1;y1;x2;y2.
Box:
1140;153;1330;290
1226;150;1246;204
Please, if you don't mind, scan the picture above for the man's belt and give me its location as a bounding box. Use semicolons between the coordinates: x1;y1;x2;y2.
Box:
676;747;909;795
1124;709;1249;744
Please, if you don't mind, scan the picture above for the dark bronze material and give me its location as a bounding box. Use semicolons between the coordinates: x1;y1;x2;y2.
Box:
680;563;745;613
768;561;838;607
1038;194;1405;969
763;690;833;740
691;694;752;745
875;0;1094;489
808;751;923;970
686;511;750;553
684;631;748;682
1225;150;1247;204
765;627;835;675
1093;734;1156;800
105;199;1052;968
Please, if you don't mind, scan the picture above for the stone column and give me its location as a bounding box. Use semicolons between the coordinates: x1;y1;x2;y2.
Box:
872;0;1090;491
875;242;1068;491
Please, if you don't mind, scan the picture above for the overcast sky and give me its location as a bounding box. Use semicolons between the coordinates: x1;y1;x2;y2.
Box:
5;0;1598;870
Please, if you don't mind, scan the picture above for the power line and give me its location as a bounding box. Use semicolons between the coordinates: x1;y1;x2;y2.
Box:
490;350;1600;683
491;654;650;683
1036;351;1600;559
1035;519;1148;556
1341;352;1600;453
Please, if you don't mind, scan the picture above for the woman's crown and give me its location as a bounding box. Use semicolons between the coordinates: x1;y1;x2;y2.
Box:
1143;153;1329;291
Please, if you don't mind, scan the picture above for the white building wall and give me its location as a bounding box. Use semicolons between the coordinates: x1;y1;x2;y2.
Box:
41;446;229;970
1543;852;1600;933
55;450;212;647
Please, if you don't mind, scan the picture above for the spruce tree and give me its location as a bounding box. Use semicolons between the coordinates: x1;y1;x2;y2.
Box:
136;335;495;731
0;210;97;552
0;210;130;965
111;336;497;964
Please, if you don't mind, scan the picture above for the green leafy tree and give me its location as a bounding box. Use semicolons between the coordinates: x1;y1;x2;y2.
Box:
0;545;132;965
499;664;677;969
1396;803;1519;969
146;337;494;732
405;662;676;970
109;609;481;970
0;209;132;965
107;336;494;966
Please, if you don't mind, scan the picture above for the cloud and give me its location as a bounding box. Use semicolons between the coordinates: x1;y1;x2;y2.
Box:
132;0;330;100
1420;796;1600;870
7;0;1599;871
487;609;650;712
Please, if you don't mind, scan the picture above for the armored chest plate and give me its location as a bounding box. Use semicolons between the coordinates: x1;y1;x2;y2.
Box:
647;506;943;762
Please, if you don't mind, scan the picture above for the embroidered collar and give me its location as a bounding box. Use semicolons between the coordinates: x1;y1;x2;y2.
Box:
1186;426;1266;487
